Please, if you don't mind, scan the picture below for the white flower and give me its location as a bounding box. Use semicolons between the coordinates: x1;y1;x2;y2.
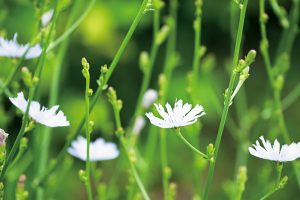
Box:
145;99;205;128
41;10;54;27
9;92;69;127
68;136;119;161
132;116;146;135
249;136;300;162
0;33;42;59
142;89;158;109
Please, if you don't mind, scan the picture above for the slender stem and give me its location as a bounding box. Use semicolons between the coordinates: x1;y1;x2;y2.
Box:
282;82;300;110
32;0;149;188
131;10;160;122
0;48;30;97
46;0;97;52
192;0;202;78
275;0;299;59
35;0;82;192
259;0;300;186
83;62;93;200
175;128;207;159
158;1;178;199
0;0;59;182
202;1;248;199
259;163;283;200
105;0;149;81
160;129;168;200
120;137;150;200
109;90;150;200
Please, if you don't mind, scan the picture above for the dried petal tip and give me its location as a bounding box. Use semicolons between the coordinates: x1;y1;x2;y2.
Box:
146;99;205;128
0;129;8;145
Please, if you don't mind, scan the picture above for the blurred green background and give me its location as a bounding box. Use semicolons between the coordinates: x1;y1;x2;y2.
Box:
0;0;300;199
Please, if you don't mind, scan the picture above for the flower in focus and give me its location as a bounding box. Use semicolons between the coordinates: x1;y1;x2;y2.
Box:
41;9;54;27
249;136;300;162
9;92;70;127
0;33;42;59
142;89;158;109
145;99;205;128
68;136;119;161
0;129;8;146
132;116;146;135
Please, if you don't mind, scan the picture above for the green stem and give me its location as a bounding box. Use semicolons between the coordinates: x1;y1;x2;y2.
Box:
84;63;93;200
175;128;207;159
160;129;168;200
109;91;150;200
282;82;300;110
0;48;30;97
202;1;248;199
158;1;178;198
46;0;97;52
32;0;149;188
192;0;202;78
35;0;82;194
131;10;160;122
259;163;283;200
259;0;300;187
0;0;59;182
120;137;150;200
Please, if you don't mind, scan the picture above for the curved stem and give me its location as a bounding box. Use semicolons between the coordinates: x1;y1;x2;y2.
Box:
46;0;97;52
259;0;300;187
202;1;248;199
0;48;30;97
0;0;59;182
175;128;207;159
32;0;149;188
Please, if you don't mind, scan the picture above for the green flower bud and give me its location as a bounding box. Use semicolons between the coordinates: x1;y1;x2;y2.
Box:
207;143;215;158
107;87;117;104
277;176;288;189
79;169;87;183
100;64;108;74
139;51;150;73
155;25;170;45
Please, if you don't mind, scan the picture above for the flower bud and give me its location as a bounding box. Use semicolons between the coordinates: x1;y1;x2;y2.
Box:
132;116;146;136
139;51;150;73
155;25;170;45
207;143;215;158
142;89;158;109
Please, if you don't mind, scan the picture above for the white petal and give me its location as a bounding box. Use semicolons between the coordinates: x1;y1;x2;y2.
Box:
9;91;69;127
68;136;119;162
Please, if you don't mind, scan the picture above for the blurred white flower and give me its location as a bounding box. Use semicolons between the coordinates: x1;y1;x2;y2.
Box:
9;92;69;127
249;136;300;162
145;99;205;128
0;128;8;146
0;33;42;59
142;89;158;109
132;116;146;135
41;10;54;27
68;136;119;161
